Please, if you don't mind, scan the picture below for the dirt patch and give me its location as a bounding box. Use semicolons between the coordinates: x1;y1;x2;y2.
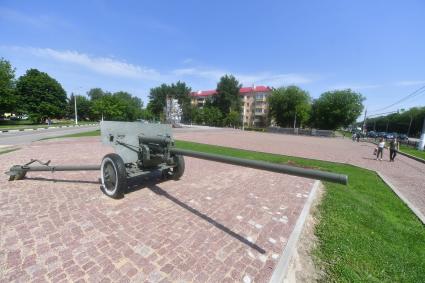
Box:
284;183;324;283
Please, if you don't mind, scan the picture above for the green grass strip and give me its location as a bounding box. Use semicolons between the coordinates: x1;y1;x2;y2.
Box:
40;130;100;140
175;140;425;282
399;144;425;160
0;148;20;155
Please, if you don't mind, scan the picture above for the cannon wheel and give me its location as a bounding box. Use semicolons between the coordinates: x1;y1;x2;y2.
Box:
101;153;127;199
170;154;185;180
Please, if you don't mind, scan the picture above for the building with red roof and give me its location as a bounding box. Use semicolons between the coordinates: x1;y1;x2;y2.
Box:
190;85;273;127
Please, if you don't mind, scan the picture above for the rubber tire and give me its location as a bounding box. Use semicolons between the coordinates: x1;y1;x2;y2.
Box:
171;155;185;180
101;153;127;199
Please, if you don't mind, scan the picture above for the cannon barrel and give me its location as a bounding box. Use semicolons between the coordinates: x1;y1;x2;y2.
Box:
170;148;348;185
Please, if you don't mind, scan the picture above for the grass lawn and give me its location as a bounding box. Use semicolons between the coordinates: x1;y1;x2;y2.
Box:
0;148;20;155
0;120;96;130
40;131;425;281
399;144;425;160
40;129;100;140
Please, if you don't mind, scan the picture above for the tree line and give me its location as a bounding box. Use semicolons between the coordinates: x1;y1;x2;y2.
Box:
1;56;367;130
269;86;365;130
0;58;146;122
364;107;425;137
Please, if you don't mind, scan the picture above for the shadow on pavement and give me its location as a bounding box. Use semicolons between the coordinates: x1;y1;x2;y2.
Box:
127;174;266;254
25;177;100;184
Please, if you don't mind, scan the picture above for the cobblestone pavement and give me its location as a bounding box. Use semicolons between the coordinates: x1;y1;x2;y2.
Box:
0;138;314;282
175;128;425;218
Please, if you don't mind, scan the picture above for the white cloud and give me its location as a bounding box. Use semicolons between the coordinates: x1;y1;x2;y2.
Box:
2;46;317;90
5;46;161;81
172;67;315;87
394;80;425;86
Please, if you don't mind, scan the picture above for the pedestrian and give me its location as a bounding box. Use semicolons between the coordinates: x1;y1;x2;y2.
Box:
376;138;385;161
356;132;360;142
389;137;399;162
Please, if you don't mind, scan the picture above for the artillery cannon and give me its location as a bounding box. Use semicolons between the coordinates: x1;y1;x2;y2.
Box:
6;121;348;198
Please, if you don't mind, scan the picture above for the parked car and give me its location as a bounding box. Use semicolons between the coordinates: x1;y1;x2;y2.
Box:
367;131;377;138
376;132;386;138
384;133;397;140
398;134;409;141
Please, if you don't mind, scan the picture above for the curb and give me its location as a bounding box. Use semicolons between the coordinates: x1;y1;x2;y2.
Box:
0;123;99;133
269;180;320;283
376;172;425;225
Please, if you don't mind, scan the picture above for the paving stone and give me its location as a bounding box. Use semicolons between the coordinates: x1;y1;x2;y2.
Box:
0;134;315;282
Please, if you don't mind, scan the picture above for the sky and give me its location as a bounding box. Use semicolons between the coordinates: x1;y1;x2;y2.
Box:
1;0;425;118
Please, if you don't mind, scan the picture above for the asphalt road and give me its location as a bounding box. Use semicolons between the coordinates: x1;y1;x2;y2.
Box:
0;125;99;146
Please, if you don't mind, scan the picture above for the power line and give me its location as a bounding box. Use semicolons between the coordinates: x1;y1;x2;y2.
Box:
369;84;425;114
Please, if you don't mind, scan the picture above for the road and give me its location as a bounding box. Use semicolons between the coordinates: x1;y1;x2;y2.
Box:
0;125;99;146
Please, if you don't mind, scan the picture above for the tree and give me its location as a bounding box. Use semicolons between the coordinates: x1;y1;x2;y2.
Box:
268;86;311;128
147;81;192;121
15;69;67;122
203;106;223;126
224;111;241;127
0;58;16;114
92;94;126;120
90;90;144;121
213;75;241;116
113;91;143;121
311;89;365;130
87;88;105;101
68;94;93;120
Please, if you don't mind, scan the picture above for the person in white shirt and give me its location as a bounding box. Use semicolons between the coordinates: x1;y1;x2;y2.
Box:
376;138;385;161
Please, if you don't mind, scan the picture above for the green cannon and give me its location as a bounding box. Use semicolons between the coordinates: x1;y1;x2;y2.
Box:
6;121;348;198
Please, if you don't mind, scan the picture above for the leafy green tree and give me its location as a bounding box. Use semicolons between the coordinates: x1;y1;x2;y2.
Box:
87;88;105;101
147;81;192;121
203;106;223;126
268;86;311;128
147;83;168;119
311;89;364;130
92;94;126;120
15;69;67;122
113;91;143;121
224;110;241;127
213;75;241;116
0;58;17;114
68;94;93;120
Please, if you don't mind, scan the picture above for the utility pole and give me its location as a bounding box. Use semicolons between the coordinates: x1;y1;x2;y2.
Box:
407;115;413;137
293;111;297;129
386;120;389;132
373;120;376;132
362;108;367;134
418;116;425;151
74;94;78;125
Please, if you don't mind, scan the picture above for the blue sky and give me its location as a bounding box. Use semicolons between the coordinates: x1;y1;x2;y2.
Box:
1;0;425;118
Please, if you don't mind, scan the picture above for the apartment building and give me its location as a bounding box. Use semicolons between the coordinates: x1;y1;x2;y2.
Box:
190;85;273;127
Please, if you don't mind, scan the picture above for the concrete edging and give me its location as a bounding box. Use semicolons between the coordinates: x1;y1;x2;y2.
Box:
269;180;320;283
376;172;425;225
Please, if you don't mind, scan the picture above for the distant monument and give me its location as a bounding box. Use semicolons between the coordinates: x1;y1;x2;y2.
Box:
165;96;182;125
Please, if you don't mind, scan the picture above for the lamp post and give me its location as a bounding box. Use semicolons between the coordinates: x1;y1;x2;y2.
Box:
74;94;78;125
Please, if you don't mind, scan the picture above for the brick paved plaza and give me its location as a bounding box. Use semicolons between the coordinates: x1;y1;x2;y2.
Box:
0;136;313;282
2;127;424;282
